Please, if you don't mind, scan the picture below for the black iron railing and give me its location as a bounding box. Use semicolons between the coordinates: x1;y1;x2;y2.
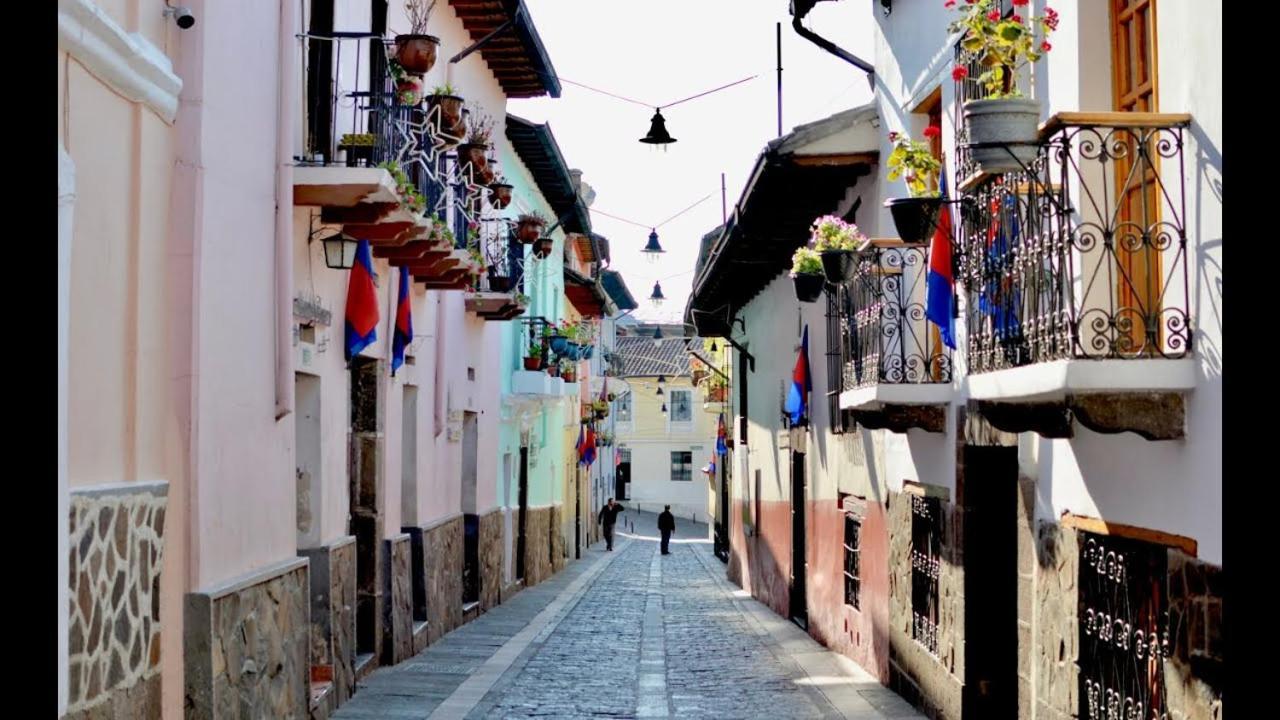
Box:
475;219;522;293
835;245;953;390
957;115;1192;374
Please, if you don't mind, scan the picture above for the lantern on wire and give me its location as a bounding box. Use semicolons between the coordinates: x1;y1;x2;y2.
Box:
320;231;359;270
639;109;676;148
642;229;665;263
652;326;664;349
649;281;665;307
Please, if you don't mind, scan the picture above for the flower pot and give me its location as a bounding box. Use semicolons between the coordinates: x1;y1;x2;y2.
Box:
533;237;554;259
427;94;464;131
489;183;513;209
523;357;541;371
340;143;375;168
479;164;495;184
963;98;1041;174
562;371;576;383
394;34;440;75
457;143;488;170
792;273;825;303
546;365;560;378
396;76;424;106
487;273;513;293
885;196;944;244
820;250;858;285
517;221;544;244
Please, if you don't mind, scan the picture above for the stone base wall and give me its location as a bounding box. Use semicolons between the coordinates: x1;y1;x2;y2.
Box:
1164;551;1223;720
299;536;356;710
422;515;463;644
479;509;504;611
886;490;964;720
66;481;168;719
184;558;310;720
523;507;552;587
550;504;566;574
1031;522;1079;720
382;534;413;665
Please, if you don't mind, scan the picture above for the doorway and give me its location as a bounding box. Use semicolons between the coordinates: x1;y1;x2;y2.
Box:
961;445;1019;718
461;411;480;606
295;373;322;548
616;449;631;501
348;356;381;660
515;447;529;583
574;465;582;560
790;450;808;628
715;459;730;563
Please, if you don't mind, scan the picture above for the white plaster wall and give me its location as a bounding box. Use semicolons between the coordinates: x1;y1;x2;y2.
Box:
58;142;75;720
624;441;714;523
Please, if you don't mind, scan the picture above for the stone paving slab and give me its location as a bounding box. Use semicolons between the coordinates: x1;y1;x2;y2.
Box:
335;512;924;720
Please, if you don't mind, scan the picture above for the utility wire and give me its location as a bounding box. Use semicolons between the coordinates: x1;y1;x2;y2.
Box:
590;193;713;231
557;78;652;108
659;75;758;110
557;73;760;111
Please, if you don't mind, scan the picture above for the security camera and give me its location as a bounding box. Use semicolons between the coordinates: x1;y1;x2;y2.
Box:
164;4;195;29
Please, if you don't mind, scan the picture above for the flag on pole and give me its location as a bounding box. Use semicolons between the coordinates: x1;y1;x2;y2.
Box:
925;170;956;349
344;239;379;362
783;325;812;425
577;423;596;466
391;267;413;375
715;412;728;456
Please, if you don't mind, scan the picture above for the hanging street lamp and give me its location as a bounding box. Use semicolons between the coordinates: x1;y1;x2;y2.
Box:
321;231;359;270
652;326;664;348
642;229;665;263
650;281;666;307
639;109;676;147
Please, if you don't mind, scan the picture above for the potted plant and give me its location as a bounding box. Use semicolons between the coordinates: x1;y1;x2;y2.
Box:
524;343;542;371
389;60;423;106
949;0;1058;174
426;83;465;138
394;0;441;75
790;247;825;303
487;265;513;293
561;361;576;383
884;129;944;243
514;292;531;308
516;212;547;244
338;133;377;167
809;215;870;284
533;236;554;260
457;110;493;171
546;362;560;378
378;160;426;214
489;174;514;209
592;399;609;419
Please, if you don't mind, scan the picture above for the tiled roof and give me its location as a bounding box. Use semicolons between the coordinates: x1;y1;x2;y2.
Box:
614;335;693;378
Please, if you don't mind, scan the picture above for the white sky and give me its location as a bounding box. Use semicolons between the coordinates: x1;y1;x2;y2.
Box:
509;0;875;323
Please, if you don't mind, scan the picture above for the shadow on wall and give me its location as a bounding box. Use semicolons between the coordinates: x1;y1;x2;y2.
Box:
1190;121;1222;380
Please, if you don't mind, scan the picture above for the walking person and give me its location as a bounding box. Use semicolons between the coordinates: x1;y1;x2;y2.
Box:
658;505;676;555
597;498;624;551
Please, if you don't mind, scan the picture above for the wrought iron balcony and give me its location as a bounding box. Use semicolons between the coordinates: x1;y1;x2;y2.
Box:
827;241;953;434
957;112;1196;440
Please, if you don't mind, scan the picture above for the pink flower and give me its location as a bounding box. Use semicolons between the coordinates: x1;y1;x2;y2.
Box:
987;9;1001;21
888;131;899;141
952;65;969;81
1045;7;1060;29
944;0;956;6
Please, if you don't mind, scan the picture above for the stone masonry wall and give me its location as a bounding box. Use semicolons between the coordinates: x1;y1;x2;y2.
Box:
523;507;552;587
886;490;964;720
298;536;356;713
550;504;566;574
66;481;168;719
422;515;463;644
1032;522;1079;720
184;558;310;720
382;534;413;666
479;509;504;611
1164;551;1223;720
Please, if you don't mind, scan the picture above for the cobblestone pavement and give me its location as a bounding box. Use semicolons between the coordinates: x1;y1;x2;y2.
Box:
335;512;922;720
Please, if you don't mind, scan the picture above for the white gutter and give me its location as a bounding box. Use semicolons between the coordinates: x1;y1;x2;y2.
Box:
274;0;298;419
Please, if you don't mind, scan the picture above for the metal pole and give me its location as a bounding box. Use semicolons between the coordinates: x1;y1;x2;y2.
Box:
721;172;727;224
776;22;783;137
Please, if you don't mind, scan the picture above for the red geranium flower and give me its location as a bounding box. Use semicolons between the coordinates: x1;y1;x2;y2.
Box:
1012;0;1029;5
1041;41;1052;52
923;125;941;139
952;65;969;81
987;9;1001;21
1011;13;1023;23
944;0;956;6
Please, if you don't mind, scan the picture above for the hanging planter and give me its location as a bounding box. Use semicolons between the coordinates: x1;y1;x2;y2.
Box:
886;197;944;244
517;214;547;244
394;34;440;74
819;251;858;285
884;129;944;243
809;215;869;285
489;182;513;209
479;163;496;185
790;247;826;303
532;237;554;259
963;98;1041;174
457;143;488;170
426;90;464;135
487;271;513;293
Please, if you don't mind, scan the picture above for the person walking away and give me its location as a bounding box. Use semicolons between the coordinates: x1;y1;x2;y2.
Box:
658;505;676;555
598;498;624;551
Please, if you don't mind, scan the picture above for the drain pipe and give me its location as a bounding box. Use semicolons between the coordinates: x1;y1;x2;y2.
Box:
274;0;298;420
791;10;875;92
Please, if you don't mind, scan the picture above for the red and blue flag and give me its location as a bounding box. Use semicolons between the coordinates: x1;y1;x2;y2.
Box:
577;423;596;466
391;267;413;375
344;239;379;362
715;412;728;456
926;171;956;349
783;325;812;425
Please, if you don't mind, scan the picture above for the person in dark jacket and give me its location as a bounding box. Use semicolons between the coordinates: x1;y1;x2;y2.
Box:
597;498;624;551
658;506;676;555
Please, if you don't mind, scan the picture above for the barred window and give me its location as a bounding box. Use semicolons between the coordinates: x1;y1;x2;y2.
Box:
843;514;861;609
670;451;692;482
911;495;942;656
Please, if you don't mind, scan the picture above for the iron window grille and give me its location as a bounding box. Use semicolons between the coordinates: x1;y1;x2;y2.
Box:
843;513;862;609
670;451;693;482
911;494;942;656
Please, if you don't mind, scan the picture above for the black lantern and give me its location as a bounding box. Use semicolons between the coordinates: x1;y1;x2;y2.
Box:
709;340;718;352
652;326;664;348
650;281;665;306
321;231;359;269
642;229;665;262
656;385;664;397
661;401;668;414
639;109;676;146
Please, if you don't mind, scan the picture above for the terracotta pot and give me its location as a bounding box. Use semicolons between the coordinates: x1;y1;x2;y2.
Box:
546;365;560;378
488;274;513;293
533;237;554;259
479;164;495;184
457;143;488;170
427;94;464;130
517;221;544;244
523;357;541;371
562;370;576;383
489;183;513;210
396;77;423;106
394;34;440;75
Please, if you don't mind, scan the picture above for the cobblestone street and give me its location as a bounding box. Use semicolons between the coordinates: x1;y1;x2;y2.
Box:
334;512;922;720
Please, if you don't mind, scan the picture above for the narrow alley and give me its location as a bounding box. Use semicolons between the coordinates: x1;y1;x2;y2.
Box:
334;512;921;720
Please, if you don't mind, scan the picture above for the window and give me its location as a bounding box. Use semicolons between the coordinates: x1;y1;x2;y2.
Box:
616;393;632;423
669;389;692;424
911;495;942;656
843;514;861;609
670;451;692;482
